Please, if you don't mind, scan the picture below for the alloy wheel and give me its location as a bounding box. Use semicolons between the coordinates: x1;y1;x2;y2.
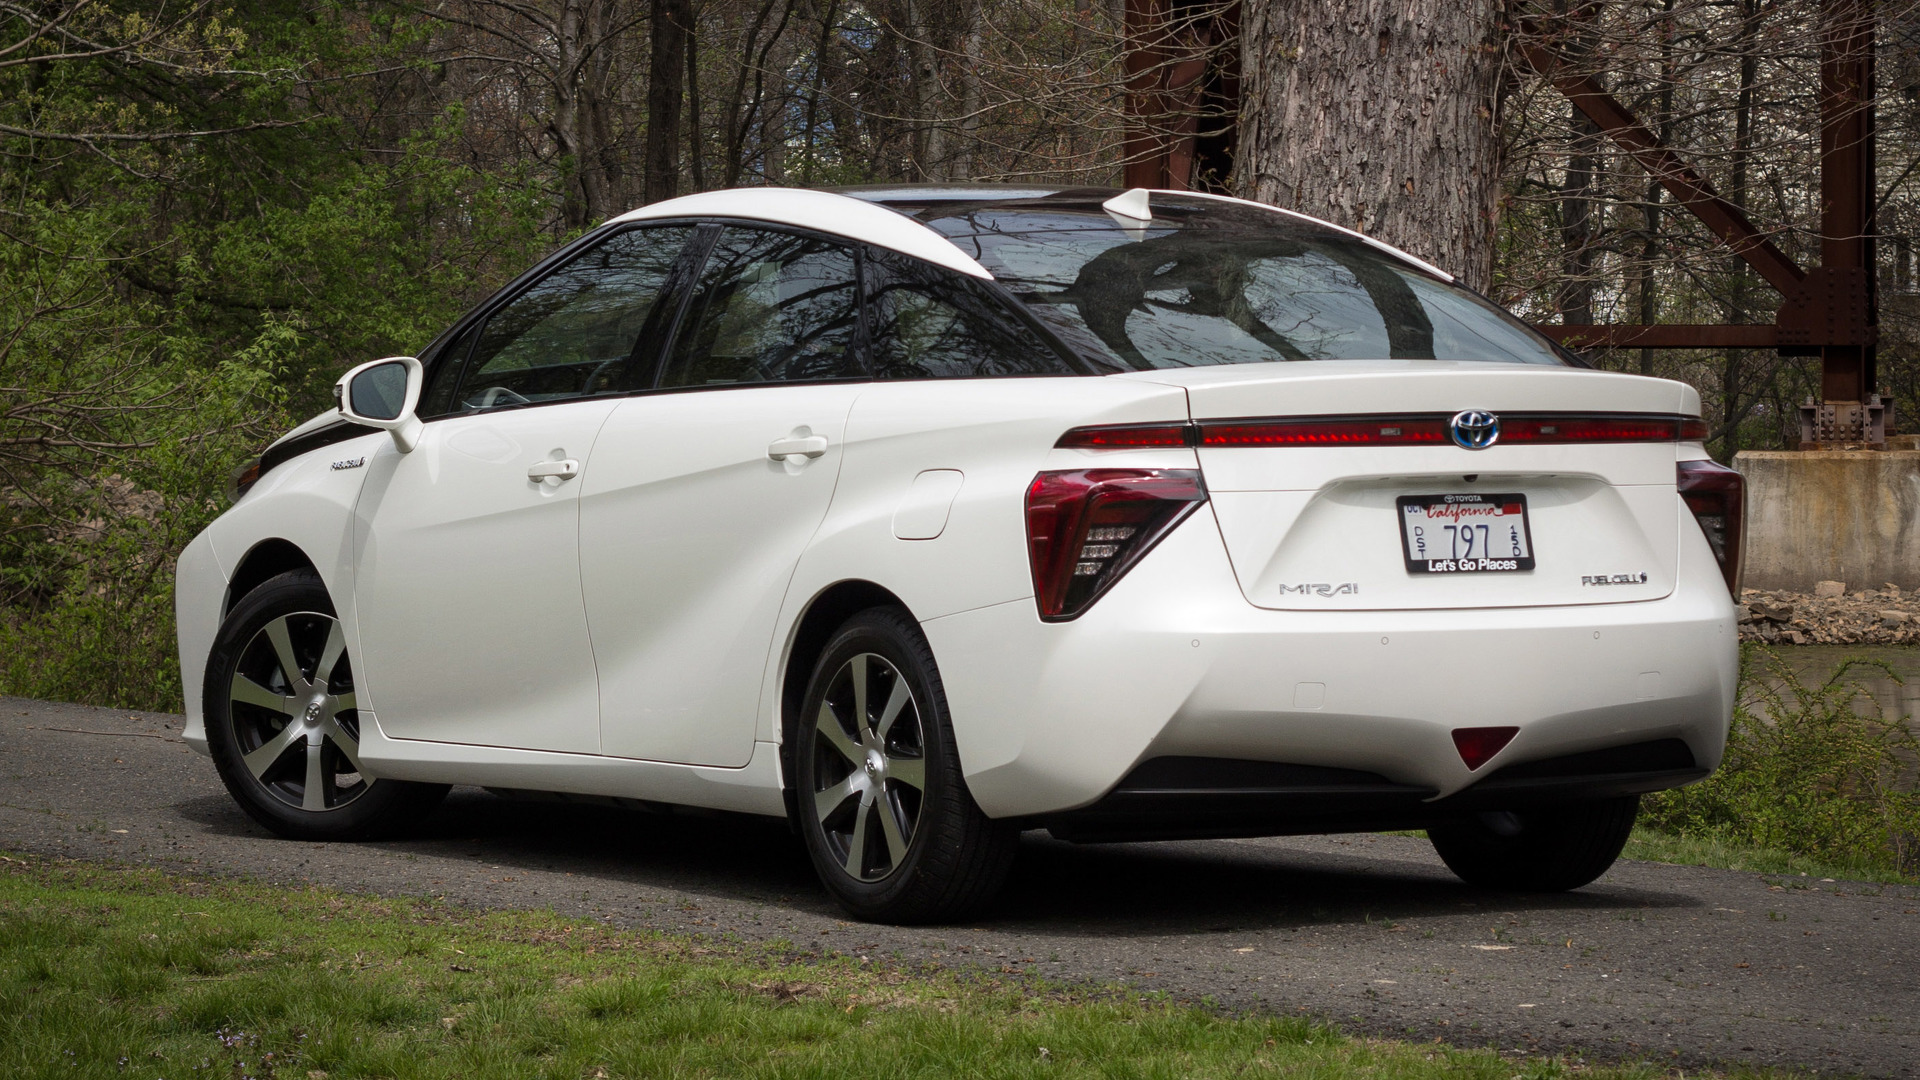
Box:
809;652;927;881
226;611;370;812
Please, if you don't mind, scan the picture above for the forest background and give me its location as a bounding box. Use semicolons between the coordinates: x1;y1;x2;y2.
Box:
4;0;1919;711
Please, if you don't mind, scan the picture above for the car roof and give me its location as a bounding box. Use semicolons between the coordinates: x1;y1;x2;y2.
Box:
838;185;1454;283
610;184;1452;285
608;188;995;280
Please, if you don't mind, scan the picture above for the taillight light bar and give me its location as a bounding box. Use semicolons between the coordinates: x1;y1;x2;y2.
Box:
1054;422;1192;449
1057;414;1709;448
1677;458;1745;597
1025;469;1207;621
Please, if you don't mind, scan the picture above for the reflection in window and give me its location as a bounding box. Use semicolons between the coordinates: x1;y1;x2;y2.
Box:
457;226;692;409
864;247;1077;378
958;218;1563;371
659;229;862;387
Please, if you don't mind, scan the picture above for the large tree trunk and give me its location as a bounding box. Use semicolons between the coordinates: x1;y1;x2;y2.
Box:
645;0;693;204
1234;0;1509;290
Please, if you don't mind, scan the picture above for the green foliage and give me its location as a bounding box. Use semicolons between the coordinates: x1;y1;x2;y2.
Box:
1641;646;1920;881
1;2;554;708
0;199;285;709
0;857;1704;1080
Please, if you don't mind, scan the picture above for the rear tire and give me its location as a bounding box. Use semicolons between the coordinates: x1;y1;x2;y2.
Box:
791;607;1017;923
1428;795;1639;892
204;569;448;841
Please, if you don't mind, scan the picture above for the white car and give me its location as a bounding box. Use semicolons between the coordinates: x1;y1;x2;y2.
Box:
175;185;1740;923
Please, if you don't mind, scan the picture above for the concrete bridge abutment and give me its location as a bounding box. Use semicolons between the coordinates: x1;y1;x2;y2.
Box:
1733;446;1920;593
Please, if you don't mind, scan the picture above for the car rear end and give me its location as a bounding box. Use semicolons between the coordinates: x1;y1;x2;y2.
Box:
890;189;1740;837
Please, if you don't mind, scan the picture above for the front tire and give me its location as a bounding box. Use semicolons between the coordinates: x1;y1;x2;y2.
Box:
791;607;1016;923
204;569;447;841
1428;795;1640;892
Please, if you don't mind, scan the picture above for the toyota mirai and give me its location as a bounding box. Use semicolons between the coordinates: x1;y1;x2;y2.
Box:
175;185;1741;923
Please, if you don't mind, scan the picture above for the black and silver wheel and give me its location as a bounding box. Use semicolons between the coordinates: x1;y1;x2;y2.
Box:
205;569;446;840
1428;795;1640;892
792;607;1016;923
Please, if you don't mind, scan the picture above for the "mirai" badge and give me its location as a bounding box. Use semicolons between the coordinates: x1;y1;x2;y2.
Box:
1279;582;1360;597
330;457;366;471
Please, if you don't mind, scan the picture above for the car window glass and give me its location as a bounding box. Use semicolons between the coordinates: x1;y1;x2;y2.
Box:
658;228;863;388
457;225;693;411
417;321;480;419
864;247;1079;378
924;199;1565;370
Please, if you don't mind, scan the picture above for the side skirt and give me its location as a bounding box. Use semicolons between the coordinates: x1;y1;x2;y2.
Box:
357;712;788;818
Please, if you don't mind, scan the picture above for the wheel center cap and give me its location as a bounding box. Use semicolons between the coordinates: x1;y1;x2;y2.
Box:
865;748;886;778
303;697;325;725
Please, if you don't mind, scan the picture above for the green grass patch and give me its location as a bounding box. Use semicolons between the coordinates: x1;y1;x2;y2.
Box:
1621;826;1913;884
0;855;1787;1080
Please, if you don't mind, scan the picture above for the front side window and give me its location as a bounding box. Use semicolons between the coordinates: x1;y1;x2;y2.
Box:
657;228;863;388
453;225;694;411
864;247;1080;378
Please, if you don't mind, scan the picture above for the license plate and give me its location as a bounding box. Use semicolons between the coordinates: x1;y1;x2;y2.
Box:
1396;493;1535;573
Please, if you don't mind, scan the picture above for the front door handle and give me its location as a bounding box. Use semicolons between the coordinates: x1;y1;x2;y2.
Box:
767;434;829;461
528;458;580;482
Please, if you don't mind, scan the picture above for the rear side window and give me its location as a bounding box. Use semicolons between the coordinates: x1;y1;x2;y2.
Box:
863;247;1080;378
453;225;694;411
657;227;863;388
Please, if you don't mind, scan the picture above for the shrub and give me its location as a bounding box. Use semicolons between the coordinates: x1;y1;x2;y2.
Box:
1642;645;1920;878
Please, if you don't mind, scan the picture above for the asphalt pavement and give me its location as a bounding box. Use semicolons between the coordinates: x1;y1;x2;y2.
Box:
3;696;1915;1076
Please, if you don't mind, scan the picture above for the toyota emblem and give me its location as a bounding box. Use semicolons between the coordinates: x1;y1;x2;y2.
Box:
1449;410;1500;450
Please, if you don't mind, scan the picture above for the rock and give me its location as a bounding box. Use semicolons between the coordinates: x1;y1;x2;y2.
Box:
1783;630;1808;645
1736;604;1755;623
1882;610;1913;627
1750;600;1796;622
1813;580;1847;599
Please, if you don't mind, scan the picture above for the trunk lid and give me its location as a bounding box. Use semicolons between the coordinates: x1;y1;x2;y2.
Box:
1119;361;1699;611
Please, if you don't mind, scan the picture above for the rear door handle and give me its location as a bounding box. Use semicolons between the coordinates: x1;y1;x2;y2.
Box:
528;458;580;482
767;434;829;461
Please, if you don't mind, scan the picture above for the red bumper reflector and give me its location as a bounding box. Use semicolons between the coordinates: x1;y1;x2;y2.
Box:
1452;726;1520;771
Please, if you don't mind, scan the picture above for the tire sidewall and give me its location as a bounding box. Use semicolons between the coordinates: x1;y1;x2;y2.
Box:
204;569;420;840
1430;796;1639;891
792;609;958;916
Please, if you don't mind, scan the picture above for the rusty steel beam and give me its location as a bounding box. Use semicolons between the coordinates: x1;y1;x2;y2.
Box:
1516;25;1807;297
1121;0;1237;191
1810;0;1877;403
1536;324;1780;349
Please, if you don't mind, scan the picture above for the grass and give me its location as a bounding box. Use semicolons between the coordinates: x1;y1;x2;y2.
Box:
1621;826;1915;884
0;855;1793;1080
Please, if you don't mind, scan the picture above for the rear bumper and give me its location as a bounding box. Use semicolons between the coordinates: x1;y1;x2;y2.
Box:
1043;740;1706;842
924;509;1737;821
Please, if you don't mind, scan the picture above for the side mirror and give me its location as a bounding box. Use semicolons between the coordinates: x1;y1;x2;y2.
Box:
334;356;424;453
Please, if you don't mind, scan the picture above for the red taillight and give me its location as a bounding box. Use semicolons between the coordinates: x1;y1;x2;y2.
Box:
1055;423;1192;449
1452;726;1519;771
1177;413;1702;448
1498;416;1697;443
1025;469;1207;620
1200;418;1449;446
1677;458;1745;597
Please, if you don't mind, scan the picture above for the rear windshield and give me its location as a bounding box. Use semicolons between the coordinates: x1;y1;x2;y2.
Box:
917;197;1567;372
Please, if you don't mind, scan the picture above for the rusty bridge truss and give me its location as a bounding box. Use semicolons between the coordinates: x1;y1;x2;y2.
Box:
1122;0;1891;447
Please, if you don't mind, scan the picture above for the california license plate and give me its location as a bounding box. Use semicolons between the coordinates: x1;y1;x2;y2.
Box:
1396;493;1535;573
